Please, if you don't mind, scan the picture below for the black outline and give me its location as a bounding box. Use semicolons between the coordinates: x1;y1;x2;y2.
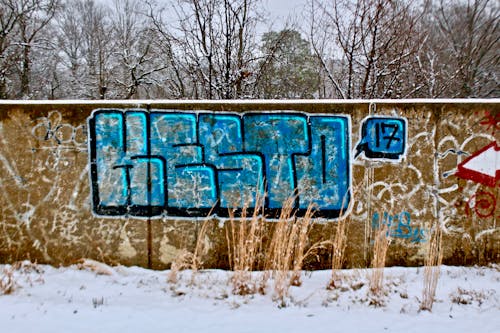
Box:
88;110;351;219
356;117;406;160
321;135;327;184
291;115;351;218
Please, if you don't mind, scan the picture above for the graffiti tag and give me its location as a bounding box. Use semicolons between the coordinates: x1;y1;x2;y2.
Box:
88;110;351;218
465;191;498;219
372;211;426;243
32;110;87;146
355;117;406;160
478;110;499;135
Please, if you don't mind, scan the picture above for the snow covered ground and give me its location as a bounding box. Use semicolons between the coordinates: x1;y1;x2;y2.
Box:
1;261;498;333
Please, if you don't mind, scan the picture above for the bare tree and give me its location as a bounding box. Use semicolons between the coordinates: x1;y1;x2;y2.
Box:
166;0;262;99
421;0;499;97
54;0;114;99
110;0;169;99
308;0;426;99
55;0;86;98
15;0;60;98
0;0;20;98
143;0;187;98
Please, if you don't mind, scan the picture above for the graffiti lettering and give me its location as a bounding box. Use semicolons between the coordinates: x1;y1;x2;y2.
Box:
32;110;87;146
355;117;406;160
88;110;351;218
372;211;426;243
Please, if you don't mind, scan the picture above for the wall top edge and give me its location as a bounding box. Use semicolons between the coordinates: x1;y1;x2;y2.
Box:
0;98;498;106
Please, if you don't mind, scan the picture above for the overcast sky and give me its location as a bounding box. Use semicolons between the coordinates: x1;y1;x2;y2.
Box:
98;0;310;34
260;0;310;34
264;0;308;25
265;0;308;18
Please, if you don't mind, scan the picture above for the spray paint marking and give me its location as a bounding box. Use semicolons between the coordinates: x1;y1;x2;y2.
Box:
355;117;407;160
478;110;499;135
372;211;426;243
465;191;498;219
456;141;499;187
88;110;351;218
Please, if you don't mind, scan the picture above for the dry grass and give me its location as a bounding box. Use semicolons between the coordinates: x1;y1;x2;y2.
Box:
224;189;318;300
264;195;297;302
327;217;348;289
262;196;316;304
327;192;352;289
167;216;212;285
369;221;391;297
167;249;197;284
289;204;316;287
76;258;114;276
163;188;450;311
226;194;266;295
420;225;443;311
0;265;17;295
0;261;43;295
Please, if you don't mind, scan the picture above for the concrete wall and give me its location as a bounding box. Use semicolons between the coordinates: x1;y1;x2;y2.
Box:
0;100;498;268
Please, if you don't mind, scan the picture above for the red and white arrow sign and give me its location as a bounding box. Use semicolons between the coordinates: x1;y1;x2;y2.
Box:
456;141;499;187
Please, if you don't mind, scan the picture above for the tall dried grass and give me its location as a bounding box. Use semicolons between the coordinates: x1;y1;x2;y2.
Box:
165;189;321;304
328;215;349;289
328;192;352;289
369;221;391;297
167;215;212;285
262;196;316;304
420;225;443;311
226;193;266;295
290;203;316;286
0;261;42;295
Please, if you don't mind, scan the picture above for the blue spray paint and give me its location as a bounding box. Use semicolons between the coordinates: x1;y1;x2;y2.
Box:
355;117;406;160
372;211;426;243
88;110;351;218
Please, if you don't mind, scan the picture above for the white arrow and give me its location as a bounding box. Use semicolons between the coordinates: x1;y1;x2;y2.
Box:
456;142;499;187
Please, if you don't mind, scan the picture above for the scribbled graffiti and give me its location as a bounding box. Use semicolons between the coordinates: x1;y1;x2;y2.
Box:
466;191;498;219
372;211;426;243
88;110;355;218
2;102;499;268
478;110;499;135
355;116;406;160
32;110;87;146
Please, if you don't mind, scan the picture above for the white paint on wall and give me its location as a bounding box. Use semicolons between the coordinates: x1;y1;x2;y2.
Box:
460;144;499;178
118;225;137;259
159;235;181;265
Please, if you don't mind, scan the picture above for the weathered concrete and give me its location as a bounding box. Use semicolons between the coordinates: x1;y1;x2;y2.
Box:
0;100;498;269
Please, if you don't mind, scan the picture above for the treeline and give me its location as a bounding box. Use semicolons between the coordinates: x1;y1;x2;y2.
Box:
0;0;498;100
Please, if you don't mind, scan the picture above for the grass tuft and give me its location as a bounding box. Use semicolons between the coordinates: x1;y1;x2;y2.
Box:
369;221;391;297
226;193;266;295
168;213;213;285
263;195;316;304
420;225;443;311
0;265;18;295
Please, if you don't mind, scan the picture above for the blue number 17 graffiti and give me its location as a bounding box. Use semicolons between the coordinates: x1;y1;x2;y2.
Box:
88;110;351;218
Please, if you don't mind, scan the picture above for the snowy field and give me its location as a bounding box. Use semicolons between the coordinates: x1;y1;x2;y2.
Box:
1;261;498;333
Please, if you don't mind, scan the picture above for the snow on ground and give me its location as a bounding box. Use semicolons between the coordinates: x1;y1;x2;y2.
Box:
1;261;498;333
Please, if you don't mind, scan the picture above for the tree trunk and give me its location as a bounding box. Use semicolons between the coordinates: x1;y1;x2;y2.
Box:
20;44;31;98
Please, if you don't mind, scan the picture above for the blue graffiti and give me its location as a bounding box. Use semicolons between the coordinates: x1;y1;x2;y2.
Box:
372;211;426;243
88;110;351;218
355;117;406;159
